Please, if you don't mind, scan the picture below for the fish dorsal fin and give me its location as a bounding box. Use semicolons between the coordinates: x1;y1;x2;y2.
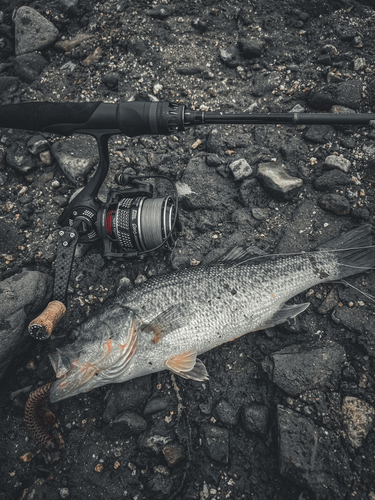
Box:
165;348;209;382
259;302;310;330
142;304;192;343
210;246;266;266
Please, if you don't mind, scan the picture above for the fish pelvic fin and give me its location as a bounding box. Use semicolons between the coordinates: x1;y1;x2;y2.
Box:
165;348;209;382
259;302;310;330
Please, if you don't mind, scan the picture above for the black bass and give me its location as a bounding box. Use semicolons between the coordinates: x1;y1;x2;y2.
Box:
49;225;375;403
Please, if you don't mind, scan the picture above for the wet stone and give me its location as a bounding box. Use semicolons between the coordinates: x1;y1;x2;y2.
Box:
324;155;351;173
257;163;303;201
14;6;59;56
318;193;350;215
262;341;346;397
144;398;169;416
102;72;119;89
212;400;238;426
220;45;241;68
351;207;370;220
314;169;350;191
318;288;339;314
162;443;184;467
242;404;269;436
304;125;336;143
238;38;264;59
206;154;222;167
105;411;147;439
14;53;47;84
201;425;229;464
103;376;152;423
27;135;50;155
278;406;351;498
51;136;98;185
229;158;252;181
342;396;375;449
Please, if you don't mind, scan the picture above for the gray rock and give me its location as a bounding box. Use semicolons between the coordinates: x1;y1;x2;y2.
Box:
213;400;238;426
278;406;351;498
51;136;98;185
144;397;169;416
6;138;38;174
238;39;264;59
262;341;346;397
14;6;59;56
201;425;229;463
220;45;241;67
0;220;23;254
324;155;351;173
13;53;47;83
251;72;281;97
257;163;303;201
308;80;363;111
105;411;147;439
0;76;19;93
60;0;80;16
206;154;222;167
318;288;339;314
242;404;269;435
314;169;350;191
206;126;224;153
103;375;152;423
138;427;173;455
0;271;53;379
318;193;350;215
342;396;375;449
251;207;269;220
362;143;375;155
240;178;270;208
27;135;50;155
304;125;336;143
229;158;252;181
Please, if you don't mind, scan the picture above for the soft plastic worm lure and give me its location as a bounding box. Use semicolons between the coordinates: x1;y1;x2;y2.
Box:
24;382;57;451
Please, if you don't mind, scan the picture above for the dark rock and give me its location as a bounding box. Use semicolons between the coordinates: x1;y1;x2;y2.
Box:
240;178;270;208
144;398;169;416
304;125;336;143
0;221;23;254
60;0;80;17
138;427;173;455
191;18;208;32
257;163;303;201
206;126;224;153
351;207;370;220
146;474;173;498
27;135;50;155
176;66;203;75
308;80;363;111
0;76;19;94
337;27;357;41
162;443;184;467
0;271;53;379
206;154;222;167
201;425;229;464
6;138;38;174
242;404;269;435
318;288;339;314
14;6;59;56
14;53;47;84
314;169;350;191
251;207;269;220
213;400;238;426
332;306;375;356
340;137;355;149
220;45;241;68
251;72;281;97
148;5;172;19
278;406;351;498
51;136;98;185
102;72;119;89
238;39;264;59
103;376;152;423
342;396;375;449
105;411;147;439
262;341;346;397
318;194;350;215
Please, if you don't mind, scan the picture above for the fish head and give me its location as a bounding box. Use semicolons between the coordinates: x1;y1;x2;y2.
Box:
49;304;140;403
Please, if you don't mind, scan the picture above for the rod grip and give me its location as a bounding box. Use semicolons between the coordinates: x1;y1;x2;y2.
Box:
0;102;101;134
28;300;66;340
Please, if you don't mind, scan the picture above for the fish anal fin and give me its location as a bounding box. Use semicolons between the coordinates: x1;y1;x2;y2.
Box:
259;302;310;330
165;349;209;382
142;304;192;343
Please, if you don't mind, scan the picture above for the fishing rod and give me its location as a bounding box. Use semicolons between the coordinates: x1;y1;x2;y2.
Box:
1;100;373;339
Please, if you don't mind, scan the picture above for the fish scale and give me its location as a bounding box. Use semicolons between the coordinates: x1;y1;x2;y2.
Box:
48;225;375;403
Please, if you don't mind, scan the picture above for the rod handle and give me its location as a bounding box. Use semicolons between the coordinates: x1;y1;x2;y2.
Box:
28;301;66;340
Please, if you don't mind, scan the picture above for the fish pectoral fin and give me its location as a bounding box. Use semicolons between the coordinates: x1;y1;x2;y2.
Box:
142;304;192;343
165;349;209;382
259;302;310;330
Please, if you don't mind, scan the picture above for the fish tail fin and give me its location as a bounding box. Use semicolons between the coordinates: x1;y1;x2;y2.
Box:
319;225;375;279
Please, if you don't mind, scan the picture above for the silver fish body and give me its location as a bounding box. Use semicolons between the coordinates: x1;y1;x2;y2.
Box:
49;225;375;402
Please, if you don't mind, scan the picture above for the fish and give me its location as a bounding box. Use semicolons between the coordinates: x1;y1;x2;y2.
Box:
48;225;375;403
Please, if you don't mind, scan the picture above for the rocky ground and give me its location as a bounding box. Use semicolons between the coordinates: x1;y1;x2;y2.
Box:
1;0;375;499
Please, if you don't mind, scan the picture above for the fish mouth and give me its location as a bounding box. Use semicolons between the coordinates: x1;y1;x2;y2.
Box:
49;362;99;403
